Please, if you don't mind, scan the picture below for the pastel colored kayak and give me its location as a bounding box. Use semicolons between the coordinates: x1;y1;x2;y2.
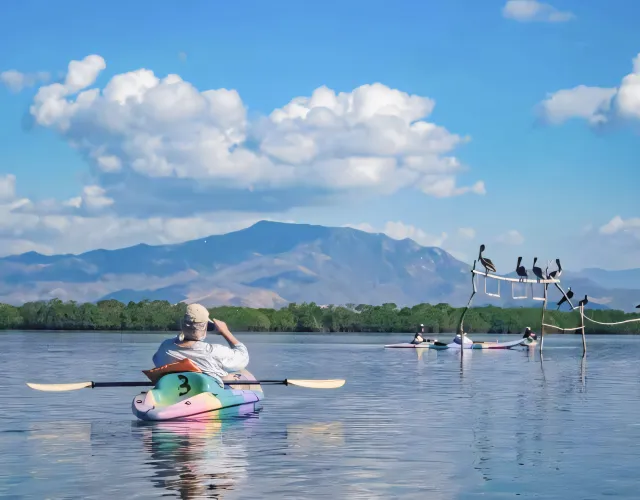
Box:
132;369;263;421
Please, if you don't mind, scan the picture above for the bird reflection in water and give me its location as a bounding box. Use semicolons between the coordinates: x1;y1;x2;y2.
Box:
133;402;262;499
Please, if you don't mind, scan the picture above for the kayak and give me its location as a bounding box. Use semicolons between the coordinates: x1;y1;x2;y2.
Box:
515;337;538;348
132;369;264;422
384;341;437;348
427;334;527;350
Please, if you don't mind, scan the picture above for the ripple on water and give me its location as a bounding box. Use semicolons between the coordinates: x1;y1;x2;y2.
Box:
1;332;640;498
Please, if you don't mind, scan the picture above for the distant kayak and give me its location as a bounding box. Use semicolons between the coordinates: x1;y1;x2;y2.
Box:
385;334;530;350
426;334;527;350
384;341;437;349
132;369;263;421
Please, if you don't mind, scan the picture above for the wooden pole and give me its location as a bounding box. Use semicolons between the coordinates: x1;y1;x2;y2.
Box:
580;304;587;356
459;260;478;359
539;284;547;355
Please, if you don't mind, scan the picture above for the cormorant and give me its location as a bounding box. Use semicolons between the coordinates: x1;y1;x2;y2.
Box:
516;257;528;281
557;286;574;310
578;295;588;308
478;244;496;274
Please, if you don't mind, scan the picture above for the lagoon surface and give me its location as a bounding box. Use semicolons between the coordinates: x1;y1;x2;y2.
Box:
2;332;640;499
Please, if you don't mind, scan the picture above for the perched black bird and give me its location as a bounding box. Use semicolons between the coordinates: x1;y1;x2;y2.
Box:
636;304;640;309
516;256;528;281
547;258;562;279
557;286;574;310
532;257;545;281
578;295;588;308
479;244;496;274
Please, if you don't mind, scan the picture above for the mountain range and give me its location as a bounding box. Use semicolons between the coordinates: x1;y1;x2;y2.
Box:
1;221;639;312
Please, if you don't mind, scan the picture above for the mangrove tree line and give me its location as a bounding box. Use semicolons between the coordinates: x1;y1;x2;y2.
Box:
0;299;639;334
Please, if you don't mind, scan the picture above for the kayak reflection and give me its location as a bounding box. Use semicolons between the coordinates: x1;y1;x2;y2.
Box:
133;402;262;499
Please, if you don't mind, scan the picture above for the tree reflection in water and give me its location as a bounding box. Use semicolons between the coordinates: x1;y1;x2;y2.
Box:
133;402;262;499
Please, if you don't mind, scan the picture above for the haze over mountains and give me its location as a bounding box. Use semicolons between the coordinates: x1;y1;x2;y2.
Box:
0;221;639;312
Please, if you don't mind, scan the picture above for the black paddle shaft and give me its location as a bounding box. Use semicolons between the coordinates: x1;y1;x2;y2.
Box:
92;380;286;388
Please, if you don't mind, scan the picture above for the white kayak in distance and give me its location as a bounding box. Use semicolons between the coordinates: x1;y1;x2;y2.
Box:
427;334;527;350
385;333;537;350
384;340;438;348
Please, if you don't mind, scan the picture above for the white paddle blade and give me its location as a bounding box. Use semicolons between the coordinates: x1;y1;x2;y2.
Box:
286;379;346;389
26;382;92;392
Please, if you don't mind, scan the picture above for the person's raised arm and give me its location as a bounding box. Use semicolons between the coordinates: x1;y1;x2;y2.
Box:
210;318;249;372
212;318;242;345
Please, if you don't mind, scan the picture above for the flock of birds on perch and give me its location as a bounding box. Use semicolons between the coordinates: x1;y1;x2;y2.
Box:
477;244;590;311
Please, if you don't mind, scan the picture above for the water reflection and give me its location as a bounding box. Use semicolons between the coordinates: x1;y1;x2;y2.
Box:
286;422;345;451
458;348;473;378
133;403;262;499
7;332;640;499
0;421;95;497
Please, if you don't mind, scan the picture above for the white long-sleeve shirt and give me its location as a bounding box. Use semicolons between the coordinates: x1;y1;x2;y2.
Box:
152;337;250;386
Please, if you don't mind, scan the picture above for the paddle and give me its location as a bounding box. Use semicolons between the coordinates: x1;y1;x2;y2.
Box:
26;378;346;392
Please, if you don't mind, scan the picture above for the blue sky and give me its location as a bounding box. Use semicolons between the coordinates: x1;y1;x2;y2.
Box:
1;0;639;270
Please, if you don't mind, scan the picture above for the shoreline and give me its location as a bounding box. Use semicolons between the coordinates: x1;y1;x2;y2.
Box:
2;329;639;335
2;299;638;334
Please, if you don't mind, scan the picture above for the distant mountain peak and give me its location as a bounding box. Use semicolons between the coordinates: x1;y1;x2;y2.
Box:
0;221;638;312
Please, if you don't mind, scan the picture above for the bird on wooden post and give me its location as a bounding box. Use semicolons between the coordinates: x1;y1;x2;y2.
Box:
557;287;574;310
578;295;588;308
478;244;496;275
516;257;528;281
532;257;545;281
547;259;562;279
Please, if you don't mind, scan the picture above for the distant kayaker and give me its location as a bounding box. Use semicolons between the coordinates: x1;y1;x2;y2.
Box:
412;324;427;344
152;303;249;387
523;327;537;341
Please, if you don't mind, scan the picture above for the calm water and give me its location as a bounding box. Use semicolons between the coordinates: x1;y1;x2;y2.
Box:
2;331;640;499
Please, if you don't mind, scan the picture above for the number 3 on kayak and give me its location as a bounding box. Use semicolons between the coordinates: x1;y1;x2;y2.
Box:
177;374;191;396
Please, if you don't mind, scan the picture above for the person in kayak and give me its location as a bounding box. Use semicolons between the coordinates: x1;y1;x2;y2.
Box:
522;327;537;341
411;324;427;344
152;303;249;387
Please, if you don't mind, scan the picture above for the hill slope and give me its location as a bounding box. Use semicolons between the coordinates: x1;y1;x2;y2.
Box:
1;221;639;311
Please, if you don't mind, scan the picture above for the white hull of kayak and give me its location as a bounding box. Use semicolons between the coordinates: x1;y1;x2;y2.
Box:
428;337;527;350
384;342;436;349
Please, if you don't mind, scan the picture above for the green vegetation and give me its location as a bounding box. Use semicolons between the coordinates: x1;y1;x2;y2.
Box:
1;299;639;334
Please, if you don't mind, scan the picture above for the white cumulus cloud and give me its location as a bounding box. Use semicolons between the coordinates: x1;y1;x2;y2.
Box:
25;54;484;205
0;173;272;256
344;221;448;248
538;53;640;126
497;229;525;245
574;216;640;268
0;70;50;92
502;0;575;22
599;216;640;237
538;85;617;125
382;221;448;247
457;227;476;240
345;221;481;261
0;174;16;201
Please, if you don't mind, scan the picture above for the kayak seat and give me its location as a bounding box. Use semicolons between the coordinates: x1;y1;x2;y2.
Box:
152;372;224;406
434;341;448;346
142;358;202;383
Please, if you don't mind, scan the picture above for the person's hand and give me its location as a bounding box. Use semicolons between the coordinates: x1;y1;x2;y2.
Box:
211;318;240;345
211;318;230;335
